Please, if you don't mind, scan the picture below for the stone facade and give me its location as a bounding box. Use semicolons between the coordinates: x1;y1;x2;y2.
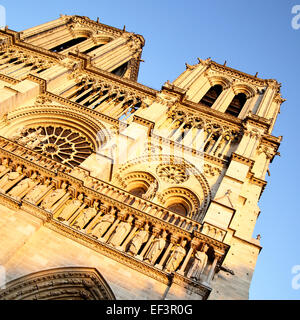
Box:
0;15;284;300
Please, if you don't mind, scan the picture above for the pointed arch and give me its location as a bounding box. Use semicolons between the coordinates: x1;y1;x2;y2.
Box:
0;267;115;300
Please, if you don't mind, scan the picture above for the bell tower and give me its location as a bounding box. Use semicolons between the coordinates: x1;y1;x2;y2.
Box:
0;16;283;300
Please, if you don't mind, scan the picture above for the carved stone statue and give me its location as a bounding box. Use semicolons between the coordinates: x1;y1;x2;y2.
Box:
40;181;68;210
8;172;38;198
57;193;84;222
0;158;9;178
90;209;116;239
26;133;47;149
0;158;9;172
108;215;134;247
0;165;23;192
73;200;99;230
142;181;157;200
128;224;150;256
144;230;167;265
16;128;46;148
187;244;209;281
24;178;51;203
165;240;187;273
10;127;27;142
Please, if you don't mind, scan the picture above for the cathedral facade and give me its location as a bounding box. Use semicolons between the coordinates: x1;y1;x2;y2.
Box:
0;15;283;300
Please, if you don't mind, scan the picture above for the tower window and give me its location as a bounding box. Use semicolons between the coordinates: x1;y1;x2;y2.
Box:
49;37;87;53
83;44;104;54
111;62;128;77
225;93;247;117
200;85;223;107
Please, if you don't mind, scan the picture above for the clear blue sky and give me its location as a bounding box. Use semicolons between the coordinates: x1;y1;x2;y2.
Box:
2;0;299;299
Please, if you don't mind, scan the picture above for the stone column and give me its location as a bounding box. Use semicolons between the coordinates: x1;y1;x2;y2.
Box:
213;87;235;112
205;253;221;285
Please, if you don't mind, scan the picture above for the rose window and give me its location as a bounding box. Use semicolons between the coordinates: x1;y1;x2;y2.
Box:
12;126;94;167
156;164;188;184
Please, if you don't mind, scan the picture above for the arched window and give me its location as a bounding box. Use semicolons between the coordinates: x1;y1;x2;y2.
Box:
200;85;223;107
167;203;188;216
49;37;87;53
225;93;247;117
111;62;128;77
129;186;147;198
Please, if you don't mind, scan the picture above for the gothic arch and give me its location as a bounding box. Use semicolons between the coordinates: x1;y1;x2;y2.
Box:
0;267;115;300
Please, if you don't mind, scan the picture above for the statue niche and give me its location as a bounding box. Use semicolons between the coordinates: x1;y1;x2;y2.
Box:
144;230;167;265
127;223;150;256
24;178;51;204
8;171;39;199
40;181;68;211
89;207;117;239
57;193;84;223
0;165;24;193
108;215;134;247
164;239;187;273
73;200;99;231
187;244;209;281
0;158;10;178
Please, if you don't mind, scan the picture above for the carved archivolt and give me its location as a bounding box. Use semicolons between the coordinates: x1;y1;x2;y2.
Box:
0;267;115;300
156;187;200;220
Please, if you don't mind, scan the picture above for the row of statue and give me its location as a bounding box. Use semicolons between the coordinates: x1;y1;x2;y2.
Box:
0;159;210;280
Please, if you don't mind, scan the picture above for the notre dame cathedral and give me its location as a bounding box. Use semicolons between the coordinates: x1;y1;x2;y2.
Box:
0;15;283;300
